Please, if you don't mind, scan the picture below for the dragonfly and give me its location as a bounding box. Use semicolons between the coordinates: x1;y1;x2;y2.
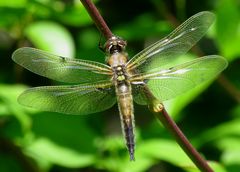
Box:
12;11;227;161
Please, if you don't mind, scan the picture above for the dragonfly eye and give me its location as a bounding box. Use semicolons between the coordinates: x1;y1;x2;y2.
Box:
105;36;127;54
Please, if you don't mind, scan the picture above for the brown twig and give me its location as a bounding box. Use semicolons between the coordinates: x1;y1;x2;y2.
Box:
80;0;214;171
154;108;213;172
144;85;214;172
80;0;113;39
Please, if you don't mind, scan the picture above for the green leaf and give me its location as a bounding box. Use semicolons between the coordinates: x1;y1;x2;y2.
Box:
77;29;104;62
30;111;98;153
137;139;196;170
221;145;240;166
204;138;240;171
222;150;240;165
25;21;75;58
136;139;227;172
193;119;240;146
119;157;155;172
0;0;27;7
230;105;240;118
216;137;240;165
55;2;93;27
208;162;227;172
185;161;227;172
217;137;240;151
215;0;240;61
114;13;170;41
94;130;156;172
0;8;26;29
0;84;33;132
25;137;95;168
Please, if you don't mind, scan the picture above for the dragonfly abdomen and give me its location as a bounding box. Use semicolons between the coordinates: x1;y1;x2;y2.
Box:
114;64;135;160
116;87;135;161
122;112;135;161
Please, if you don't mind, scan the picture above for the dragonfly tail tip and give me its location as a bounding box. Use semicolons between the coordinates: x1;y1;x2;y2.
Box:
130;153;135;161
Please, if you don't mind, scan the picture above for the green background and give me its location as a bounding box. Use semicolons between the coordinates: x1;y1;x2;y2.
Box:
0;0;240;171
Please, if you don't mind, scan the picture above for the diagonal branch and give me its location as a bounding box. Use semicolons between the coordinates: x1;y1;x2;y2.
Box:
80;0;113;39
145;85;214;172
154;108;214;172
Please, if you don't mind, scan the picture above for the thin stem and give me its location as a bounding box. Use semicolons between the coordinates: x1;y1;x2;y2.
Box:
144;85;213;172
153;108;213;172
80;0;113;39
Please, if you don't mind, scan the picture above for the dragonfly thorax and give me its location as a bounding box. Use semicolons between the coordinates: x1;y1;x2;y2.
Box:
108;53;128;67
113;65;128;83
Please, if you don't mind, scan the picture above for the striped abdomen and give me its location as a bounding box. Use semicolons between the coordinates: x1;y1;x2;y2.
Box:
114;65;135;161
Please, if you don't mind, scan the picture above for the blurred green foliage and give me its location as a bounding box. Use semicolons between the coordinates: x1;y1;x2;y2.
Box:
0;0;240;171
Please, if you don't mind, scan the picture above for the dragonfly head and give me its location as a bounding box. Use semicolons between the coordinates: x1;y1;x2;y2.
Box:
105;36;127;55
105;36;129;66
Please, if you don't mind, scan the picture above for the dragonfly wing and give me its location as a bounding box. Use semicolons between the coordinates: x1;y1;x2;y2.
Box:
131;55;227;105
12;47;112;83
127;11;215;73
18;81;116;115
132;84;149;105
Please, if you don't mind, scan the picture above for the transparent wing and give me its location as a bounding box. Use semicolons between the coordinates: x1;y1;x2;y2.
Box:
18;81;116;115
127;11;215;73
131;55;227;105
12;47;112;84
